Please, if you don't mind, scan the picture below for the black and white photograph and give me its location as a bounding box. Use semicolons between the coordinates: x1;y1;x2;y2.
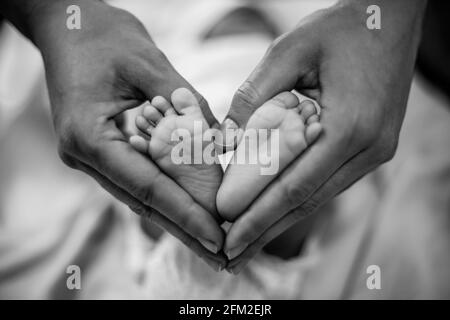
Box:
0;0;449;304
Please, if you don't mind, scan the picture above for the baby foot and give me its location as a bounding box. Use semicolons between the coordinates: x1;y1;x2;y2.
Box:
129;88;222;218
217;92;322;221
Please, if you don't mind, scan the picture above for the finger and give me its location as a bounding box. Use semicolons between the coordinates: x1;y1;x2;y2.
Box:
133;55;219;127
76;131;225;253
224;112;356;258
306;114;320;126
227;150;379;274
151;96;176;117
129;135;148;154
305;122;322;145
73;157;227;270
224;35;319;129
135;115;154;136
217;34;319;152
142;208;228;271
142;104;163;125
299;100;318;120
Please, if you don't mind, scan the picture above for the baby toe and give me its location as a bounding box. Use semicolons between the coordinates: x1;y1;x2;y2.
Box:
136;115;154;135
171;88;202;115
299;100;318;121
152;96;176;116
129;135;149;154
306;114;320;125
143;105;163;125
305;122;322;145
271;91;299;109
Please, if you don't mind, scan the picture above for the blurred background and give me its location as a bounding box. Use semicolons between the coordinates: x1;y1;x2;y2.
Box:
0;0;449;299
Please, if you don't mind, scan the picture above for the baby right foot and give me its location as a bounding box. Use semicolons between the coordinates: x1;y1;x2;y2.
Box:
129;88;223;220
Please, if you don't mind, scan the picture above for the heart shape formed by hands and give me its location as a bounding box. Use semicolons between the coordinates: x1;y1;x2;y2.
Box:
22;0;422;276
129;87;322;271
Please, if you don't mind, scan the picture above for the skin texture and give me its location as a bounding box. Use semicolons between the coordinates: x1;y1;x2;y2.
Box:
217;93;322;222
1;0;427;273
221;0;428;273
0;0;227;271
130;88;223;219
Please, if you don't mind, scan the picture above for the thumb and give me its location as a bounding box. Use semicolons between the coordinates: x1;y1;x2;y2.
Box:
132;52;219;127
218;34;319;151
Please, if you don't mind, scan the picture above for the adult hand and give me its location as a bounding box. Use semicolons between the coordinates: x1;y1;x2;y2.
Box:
1;0;226;270
222;0;427;273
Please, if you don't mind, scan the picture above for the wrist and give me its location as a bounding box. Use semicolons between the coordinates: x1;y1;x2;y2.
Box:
339;0;427;13
329;0;427;49
1;0;106;45
337;0;427;29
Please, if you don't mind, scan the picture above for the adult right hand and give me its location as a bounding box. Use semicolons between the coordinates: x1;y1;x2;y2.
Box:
1;0;226;270
221;0;427;273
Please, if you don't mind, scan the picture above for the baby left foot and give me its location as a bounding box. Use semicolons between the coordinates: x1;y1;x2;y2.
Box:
217;92;322;221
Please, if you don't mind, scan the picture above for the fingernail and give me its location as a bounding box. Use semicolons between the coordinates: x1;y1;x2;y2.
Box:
221;118;239;131
232;266;244;275
205;259;222;272
225;266;236;274
228;265;242;275
198;238;219;254
215;118;244;153
226;244;248;260
230;268;239;275
220;119;239;147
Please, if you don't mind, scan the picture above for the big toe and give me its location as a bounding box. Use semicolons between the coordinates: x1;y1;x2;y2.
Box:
171;88;201;115
269;91;299;109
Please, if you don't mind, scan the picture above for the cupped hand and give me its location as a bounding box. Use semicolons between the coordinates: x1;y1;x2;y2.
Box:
221;0;427;273
31;0;226;270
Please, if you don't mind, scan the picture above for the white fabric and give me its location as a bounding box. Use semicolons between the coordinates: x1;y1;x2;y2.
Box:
0;0;449;299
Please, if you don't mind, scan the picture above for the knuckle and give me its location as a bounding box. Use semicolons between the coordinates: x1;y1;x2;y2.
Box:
173;199;198;233
298;198;320;217
57;147;77;169
195;93;208;109
240;220;266;244
283;182;310;209
181;235;194;251
332;123;355;150
336;111;379;151
356;125;378;148
129;204;145;217
267;32;290;55
232;81;262;112
132;203;154;219
137;173;158;208
254;237;269;251
55;115;104;163
182;202;197;229
78;138;104;164
372;139;398;164
56;120;78;168
266;39;280;55
343;121;377;151
150;45;169;63
56;121;76;153
138;47;170;78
